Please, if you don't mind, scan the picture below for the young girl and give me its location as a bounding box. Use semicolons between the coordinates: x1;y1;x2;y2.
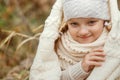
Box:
30;0;120;80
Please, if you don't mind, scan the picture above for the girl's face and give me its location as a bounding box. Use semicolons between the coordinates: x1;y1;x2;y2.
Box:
67;18;104;44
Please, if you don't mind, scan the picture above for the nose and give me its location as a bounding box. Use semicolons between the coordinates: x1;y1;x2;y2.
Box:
78;27;89;36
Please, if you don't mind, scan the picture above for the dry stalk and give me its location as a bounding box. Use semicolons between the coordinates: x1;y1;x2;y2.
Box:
17;37;39;50
33;24;44;33
0;31;15;48
1;29;30;38
0;29;41;50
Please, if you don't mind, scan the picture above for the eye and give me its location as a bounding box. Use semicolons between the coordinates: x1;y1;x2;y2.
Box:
70;22;78;26
88;21;97;25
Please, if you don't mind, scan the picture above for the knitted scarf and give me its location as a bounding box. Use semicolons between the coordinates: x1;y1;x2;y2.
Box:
56;28;108;69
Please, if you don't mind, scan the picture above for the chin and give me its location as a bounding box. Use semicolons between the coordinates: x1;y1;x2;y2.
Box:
79;42;91;44
78;40;95;44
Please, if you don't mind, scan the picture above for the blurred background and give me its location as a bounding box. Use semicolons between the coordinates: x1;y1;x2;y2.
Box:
0;0;55;80
0;0;120;80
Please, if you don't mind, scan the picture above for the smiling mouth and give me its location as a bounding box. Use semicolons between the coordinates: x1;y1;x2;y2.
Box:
80;36;91;39
81;37;89;39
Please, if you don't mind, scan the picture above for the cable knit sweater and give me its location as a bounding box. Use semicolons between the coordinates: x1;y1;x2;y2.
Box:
30;0;120;80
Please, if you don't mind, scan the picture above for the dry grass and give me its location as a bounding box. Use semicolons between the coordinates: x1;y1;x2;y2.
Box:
0;25;43;79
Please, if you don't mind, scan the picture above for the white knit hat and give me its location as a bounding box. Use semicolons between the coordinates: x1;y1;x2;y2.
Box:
63;0;110;21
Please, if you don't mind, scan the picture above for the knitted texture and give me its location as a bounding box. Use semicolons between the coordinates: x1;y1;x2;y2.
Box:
57;28;108;66
86;0;120;79
30;0;120;80
63;0;110;21
56;28;108;79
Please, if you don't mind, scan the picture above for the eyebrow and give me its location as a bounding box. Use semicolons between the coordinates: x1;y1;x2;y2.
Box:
86;19;99;22
68;18;99;23
87;18;99;20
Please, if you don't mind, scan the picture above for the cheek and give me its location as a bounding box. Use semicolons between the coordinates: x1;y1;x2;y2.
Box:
92;26;104;38
68;27;78;37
